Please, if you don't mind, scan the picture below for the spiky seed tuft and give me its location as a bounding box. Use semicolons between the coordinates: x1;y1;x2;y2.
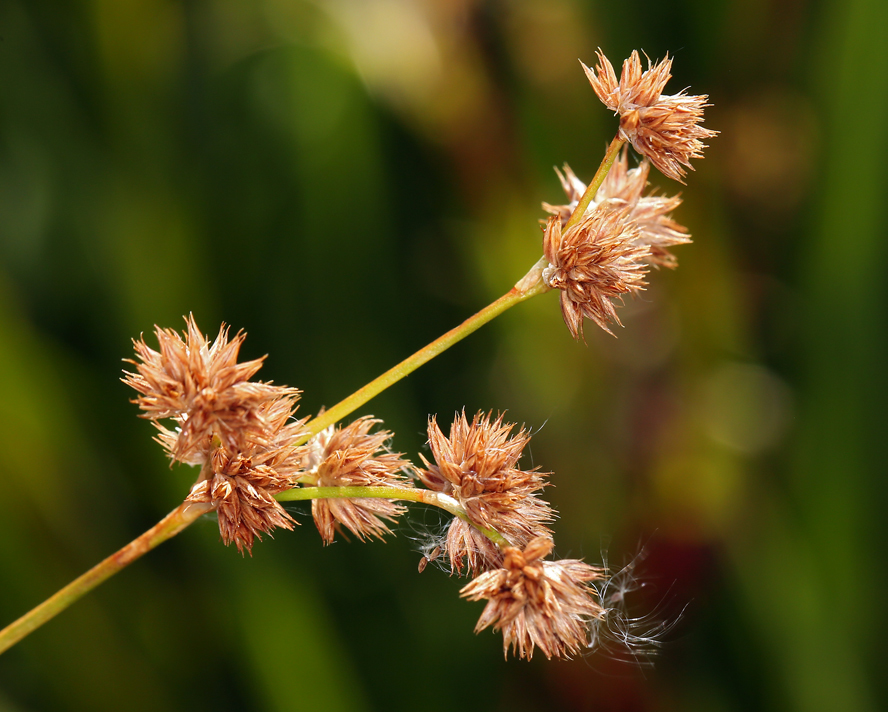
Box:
419;411;554;575
185;394;308;554
461;537;606;660
542;201;649;339
126;315;308;553
582;50;717;183
123;314;296;464
543;148;691;270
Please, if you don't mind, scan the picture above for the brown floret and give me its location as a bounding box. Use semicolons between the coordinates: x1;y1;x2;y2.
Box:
304;417;412;545
460;537;605;659
542;202;649;339
543;149;691;269
186;395;308;554
582;50;717;183
124;315;293;464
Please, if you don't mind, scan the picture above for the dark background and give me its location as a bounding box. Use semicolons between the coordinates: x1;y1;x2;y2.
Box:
1;0;886;710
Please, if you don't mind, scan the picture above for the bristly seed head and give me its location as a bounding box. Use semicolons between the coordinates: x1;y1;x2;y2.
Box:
305;417;413;545
542;201;649;339
123;314;296;465
542;148;691;270
419;411;554;575
125;315;308;554
582;49;717;183
460;536;606;660
185;394;308;554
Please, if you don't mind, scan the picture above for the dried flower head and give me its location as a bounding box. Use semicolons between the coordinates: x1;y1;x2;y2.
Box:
124;315;291;464
460;537;605;659
304;417;412;545
543;149;691;269
186;395;308;554
419;411;554;575
583;50;716;183
542;201;649;339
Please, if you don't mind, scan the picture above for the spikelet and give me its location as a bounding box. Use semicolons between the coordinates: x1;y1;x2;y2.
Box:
542;201;649;339
583;50;717;183
461;537;605;659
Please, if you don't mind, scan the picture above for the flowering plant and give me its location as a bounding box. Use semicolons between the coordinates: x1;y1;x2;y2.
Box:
0;50;714;660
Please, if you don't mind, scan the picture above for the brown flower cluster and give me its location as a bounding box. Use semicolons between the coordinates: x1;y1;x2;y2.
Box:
543;148;691;269
542;202;648;339
302;417;413;544
582;49;716;183
124;316;306;553
460;537;605;660
122;307;647;656
124;316;289;464
419;411;554;575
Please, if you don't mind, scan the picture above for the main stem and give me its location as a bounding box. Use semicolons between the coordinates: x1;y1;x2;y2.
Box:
301;258;550;440
0;500;214;655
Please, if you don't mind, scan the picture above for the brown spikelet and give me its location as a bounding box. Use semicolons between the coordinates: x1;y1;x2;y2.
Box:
186;395;308;554
542;201;648;339
543;149;691;269
460;537;606;660
582;50;717;183
304;417;412;545
623;177;689;268
419;411;554;575
123;315;294;464
444;518;504;576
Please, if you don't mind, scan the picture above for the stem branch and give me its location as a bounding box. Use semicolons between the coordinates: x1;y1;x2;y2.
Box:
277;486;512;547
0;134;625;656
0;500;214;655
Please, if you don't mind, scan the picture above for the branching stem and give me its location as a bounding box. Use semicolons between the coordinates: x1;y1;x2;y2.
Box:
277;485;512;547
0;135;626;656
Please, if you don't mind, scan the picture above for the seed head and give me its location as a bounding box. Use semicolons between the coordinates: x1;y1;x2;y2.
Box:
543;149;691;269
124;315;293;464
305;417;413;545
582;50;717;183
186;395;308;554
419;411;554;575
542;201;649;339
460;537;606;660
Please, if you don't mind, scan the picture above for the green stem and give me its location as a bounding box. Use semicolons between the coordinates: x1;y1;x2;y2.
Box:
0;500;214;656
564;134;626;230
302;257;550;441
277;486;512;547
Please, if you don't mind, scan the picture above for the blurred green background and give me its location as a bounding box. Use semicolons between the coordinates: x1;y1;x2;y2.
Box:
1;0;886;710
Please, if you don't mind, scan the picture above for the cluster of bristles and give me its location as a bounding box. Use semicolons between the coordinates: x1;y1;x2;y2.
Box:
123;48;713;661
